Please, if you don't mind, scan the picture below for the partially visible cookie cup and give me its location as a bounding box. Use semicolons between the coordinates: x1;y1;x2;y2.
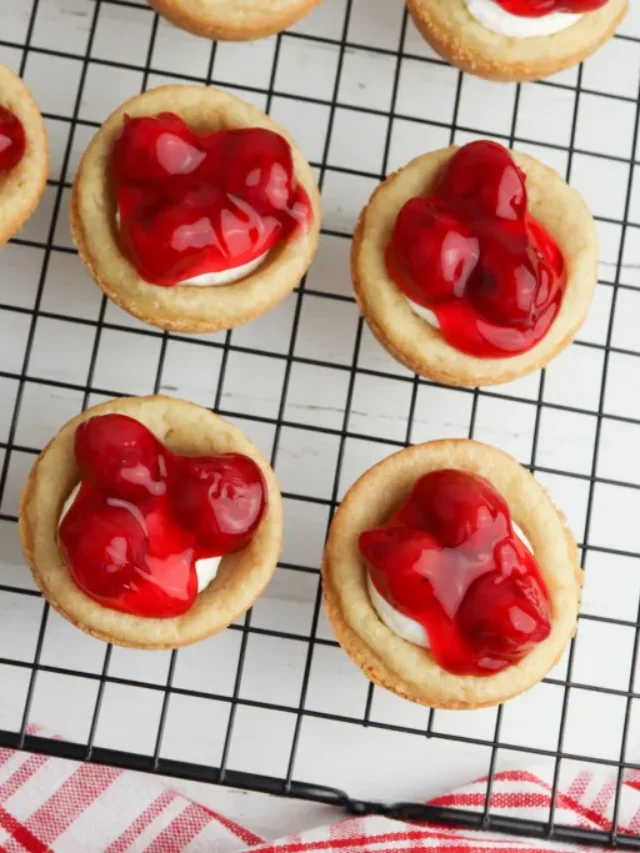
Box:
19;395;283;650
0;64;48;246
352;145;598;388
322;440;582;709
406;0;628;82
147;0;324;40
71;84;322;333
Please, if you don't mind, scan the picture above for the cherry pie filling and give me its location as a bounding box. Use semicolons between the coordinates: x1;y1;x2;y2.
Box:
492;0;608;15
359;469;552;676
58;414;267;619
111;112;313;287
385;140;567;359
0;106;25;174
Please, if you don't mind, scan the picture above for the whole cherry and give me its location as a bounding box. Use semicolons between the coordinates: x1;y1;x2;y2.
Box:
59;492;198;618
458;554;551;663
170;453;267;553
112;113;211;185
75;414;169;503
388;197;480;305
0;106;26;173
221;128;297;217
439;140;527;222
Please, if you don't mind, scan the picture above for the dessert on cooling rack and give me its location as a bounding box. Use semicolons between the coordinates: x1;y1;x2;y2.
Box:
352;140;598;387
147;0;323;40
406;0;627;81
72;84;321;333
19;396;283;649
0;63;48;246
323;440;581;709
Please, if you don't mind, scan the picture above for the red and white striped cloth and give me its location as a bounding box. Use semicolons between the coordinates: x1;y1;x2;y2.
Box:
1;738;639;852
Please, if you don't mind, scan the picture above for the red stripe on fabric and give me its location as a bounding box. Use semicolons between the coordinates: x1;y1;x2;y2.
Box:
591;778;616;816
248;828;484;853
433;789;610;832
20;763;120;844
200;805;263;846
144;801;212;853
0;755;48;804
0;806;50;853
567;770;592;801
254;837;556;853
105;789;177;853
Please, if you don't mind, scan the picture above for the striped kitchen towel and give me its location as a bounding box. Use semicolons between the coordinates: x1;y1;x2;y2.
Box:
0;740;638;851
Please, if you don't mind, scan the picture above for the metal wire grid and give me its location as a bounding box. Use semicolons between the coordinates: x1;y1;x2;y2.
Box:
0;0;639;848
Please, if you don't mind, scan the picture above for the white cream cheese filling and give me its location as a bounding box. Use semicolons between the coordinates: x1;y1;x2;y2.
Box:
465;0;582;38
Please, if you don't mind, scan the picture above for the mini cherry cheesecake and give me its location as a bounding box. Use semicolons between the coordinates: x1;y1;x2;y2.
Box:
72;85;321;333
406;0;627;82
352;141;597;387
147;0;324;41
19;396;283;649
323;440;581;708
0;64;48;246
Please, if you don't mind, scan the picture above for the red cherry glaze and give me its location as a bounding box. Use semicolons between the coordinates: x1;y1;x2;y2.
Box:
0;106;26;174
493;0;607;15
112;113;312;286
359;470;551;676
386;141;567;358
58;414;267;618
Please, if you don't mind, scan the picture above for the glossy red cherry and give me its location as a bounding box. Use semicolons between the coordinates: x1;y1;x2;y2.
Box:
458;548;551;665
59;489;198;618
494;0;607;16
60;415;267;618
113;114;311;287
119;182;281;286
112;113;206;184
386;140;566;358
439;141;527;222
392;468;510;549
221;128;297;216
360;470;551;676
170;454;267;553
0;106;26;173
386;198;480;306
75;414;169;503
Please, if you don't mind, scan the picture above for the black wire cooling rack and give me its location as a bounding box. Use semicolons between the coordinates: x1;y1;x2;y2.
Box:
2;0;640;848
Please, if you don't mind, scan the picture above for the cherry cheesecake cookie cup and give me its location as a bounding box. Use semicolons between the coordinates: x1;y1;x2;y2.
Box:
352;141;598;388
72;84;321;333
148;0;324;41
406;0;628;82
19;396;283;650
323;440;582;710
0;63;48;246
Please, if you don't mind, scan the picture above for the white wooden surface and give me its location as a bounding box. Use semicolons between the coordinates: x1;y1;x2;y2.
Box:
1;0;640;837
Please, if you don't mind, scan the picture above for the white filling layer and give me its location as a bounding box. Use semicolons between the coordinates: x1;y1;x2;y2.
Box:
406;296;440;329
178;252;269;287
59;485;220;594
367;524;534;649
465;0;582;38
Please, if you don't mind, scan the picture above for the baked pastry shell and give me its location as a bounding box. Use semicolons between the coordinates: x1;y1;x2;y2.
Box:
147;0;324;40
0;63;48;246
19;395;283;650
71;84;322;333
407;0;628;82
352;145;599;388
322;439;582;709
